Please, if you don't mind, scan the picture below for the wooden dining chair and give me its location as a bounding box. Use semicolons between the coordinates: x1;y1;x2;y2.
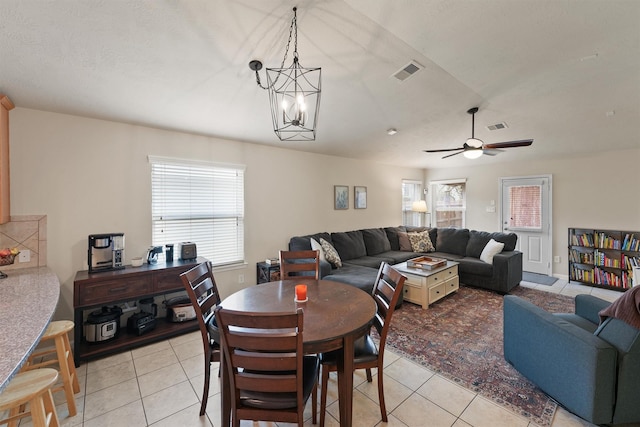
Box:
216;307;320;427
180;261;222;416
279;250;320;279
317;262;406;426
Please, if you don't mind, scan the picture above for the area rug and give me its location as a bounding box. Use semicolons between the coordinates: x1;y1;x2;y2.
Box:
522;271;559;286
386;285;574;426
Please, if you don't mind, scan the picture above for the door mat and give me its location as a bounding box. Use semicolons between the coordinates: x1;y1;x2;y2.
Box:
522;271;558;286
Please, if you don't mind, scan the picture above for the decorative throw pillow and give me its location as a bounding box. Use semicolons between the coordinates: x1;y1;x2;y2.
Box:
408;230;435;252
319;238;342;268
480;238;505;264
310;238;326;262
397;231;413;251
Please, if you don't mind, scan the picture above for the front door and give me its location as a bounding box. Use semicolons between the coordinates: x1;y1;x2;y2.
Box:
500;175;552;275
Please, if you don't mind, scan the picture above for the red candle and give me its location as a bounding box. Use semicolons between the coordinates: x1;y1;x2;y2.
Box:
295;284;307;301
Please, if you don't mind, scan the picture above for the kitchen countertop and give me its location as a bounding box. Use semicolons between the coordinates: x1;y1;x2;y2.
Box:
0;266;59;393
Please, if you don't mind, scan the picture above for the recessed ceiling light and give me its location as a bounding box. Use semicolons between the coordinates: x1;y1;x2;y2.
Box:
387;128;398;135
606;110;615;117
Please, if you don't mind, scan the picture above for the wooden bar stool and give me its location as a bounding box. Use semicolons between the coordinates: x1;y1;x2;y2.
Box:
21;321;79;416
0;368;60;427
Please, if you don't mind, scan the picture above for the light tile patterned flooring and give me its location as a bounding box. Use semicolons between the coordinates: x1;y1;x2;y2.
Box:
15;279;623;427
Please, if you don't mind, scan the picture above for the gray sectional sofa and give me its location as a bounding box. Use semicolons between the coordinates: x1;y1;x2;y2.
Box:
288;226;523;298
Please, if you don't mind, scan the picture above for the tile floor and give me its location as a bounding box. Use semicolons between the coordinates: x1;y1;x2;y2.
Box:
13;279;623;427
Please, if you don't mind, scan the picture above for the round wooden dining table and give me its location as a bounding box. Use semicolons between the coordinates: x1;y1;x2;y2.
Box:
219;278;377;427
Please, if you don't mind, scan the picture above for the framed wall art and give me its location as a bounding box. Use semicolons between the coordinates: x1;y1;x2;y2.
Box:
354;186;367;209
334;185;349;210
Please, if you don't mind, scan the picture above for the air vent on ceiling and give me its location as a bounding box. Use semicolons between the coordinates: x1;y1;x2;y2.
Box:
391;60;423;82
487;122;508;131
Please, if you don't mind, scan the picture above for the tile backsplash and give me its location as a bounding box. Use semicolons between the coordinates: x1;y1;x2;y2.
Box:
0;215;46;270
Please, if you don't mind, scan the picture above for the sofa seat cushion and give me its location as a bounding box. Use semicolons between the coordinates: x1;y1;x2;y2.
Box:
331;231;367;261
436;228;470;256
466;230;518;258
343;255;394;269
322;264;379;293
430;251;464;261
554;313;599;334
361;228;392;255
376;250;424;264
456;257;493;277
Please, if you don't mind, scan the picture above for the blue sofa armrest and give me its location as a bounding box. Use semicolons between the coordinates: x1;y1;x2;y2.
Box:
574;294;610;325
503;295;617;424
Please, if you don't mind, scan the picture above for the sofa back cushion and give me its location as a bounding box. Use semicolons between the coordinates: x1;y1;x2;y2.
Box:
436;228;469;256
331;230;367;260
466;230;518;258
384;226;406;251
289;232;332;251
361;228;392;255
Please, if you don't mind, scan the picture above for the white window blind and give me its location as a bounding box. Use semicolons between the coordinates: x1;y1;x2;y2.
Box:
402;180;423;226
149;156;245;267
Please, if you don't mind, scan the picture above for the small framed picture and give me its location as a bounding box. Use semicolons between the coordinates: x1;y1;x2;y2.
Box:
354;186;367;209
334;185;349;210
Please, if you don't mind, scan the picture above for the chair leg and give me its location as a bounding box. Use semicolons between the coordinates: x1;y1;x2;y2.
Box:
319;365;330;427
366;367;373;382
311;381;317;424
377;366;387;422
200;348;211;416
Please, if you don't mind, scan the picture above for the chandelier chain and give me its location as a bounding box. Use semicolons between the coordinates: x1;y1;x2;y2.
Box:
255;8;297;90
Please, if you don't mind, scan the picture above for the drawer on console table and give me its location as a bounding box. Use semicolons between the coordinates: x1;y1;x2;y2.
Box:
426;265;458;286
76;276;152;307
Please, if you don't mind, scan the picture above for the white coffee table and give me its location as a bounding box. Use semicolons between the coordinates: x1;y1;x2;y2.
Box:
393;260;459;309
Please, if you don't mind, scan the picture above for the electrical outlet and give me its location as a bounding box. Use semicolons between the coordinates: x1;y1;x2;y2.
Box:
238;274;245;283
554;255;561;263
18;250;31;263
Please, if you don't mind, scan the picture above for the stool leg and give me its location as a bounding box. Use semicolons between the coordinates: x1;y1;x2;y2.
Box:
62;332;80;393
54;335;77;416
29;394;48;427
43;388;60;427
7;406;20;427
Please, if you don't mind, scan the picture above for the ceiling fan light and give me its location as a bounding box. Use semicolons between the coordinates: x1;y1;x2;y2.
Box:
463;149;483;159
466;137;483;148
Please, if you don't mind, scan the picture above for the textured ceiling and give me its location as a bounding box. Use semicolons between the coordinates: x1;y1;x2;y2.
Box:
1;0;639;168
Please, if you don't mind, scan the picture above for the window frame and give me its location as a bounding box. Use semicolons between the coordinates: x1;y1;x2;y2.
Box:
149;155;245;268
430;178;467;229
402;179;424;227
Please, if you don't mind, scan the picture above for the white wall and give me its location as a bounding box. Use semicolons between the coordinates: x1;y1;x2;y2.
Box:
425;148;640;277
9;108;424;321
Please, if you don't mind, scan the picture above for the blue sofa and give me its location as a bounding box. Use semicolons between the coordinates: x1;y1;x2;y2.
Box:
504;294;640;425
288;226;523;297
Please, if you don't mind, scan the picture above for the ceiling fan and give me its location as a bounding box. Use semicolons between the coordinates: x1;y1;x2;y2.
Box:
424;107;533;159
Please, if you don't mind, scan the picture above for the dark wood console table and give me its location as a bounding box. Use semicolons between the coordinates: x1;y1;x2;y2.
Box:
73;257;206;366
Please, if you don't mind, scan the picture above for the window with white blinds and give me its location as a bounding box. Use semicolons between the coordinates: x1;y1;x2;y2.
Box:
149;156;245;267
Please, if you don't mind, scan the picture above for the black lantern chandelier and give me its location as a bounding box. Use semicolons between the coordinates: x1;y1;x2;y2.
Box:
249;7;321;141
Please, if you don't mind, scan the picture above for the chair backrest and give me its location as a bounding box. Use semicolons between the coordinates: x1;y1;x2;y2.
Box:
215;307;307;425
371;263;406;354
180;261;222;347
279;250;320;280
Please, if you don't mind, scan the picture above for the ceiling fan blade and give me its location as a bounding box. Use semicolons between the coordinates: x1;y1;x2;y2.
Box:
482;149;503;156
483;139;533;149
442;151;465;159
424;147;465;153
